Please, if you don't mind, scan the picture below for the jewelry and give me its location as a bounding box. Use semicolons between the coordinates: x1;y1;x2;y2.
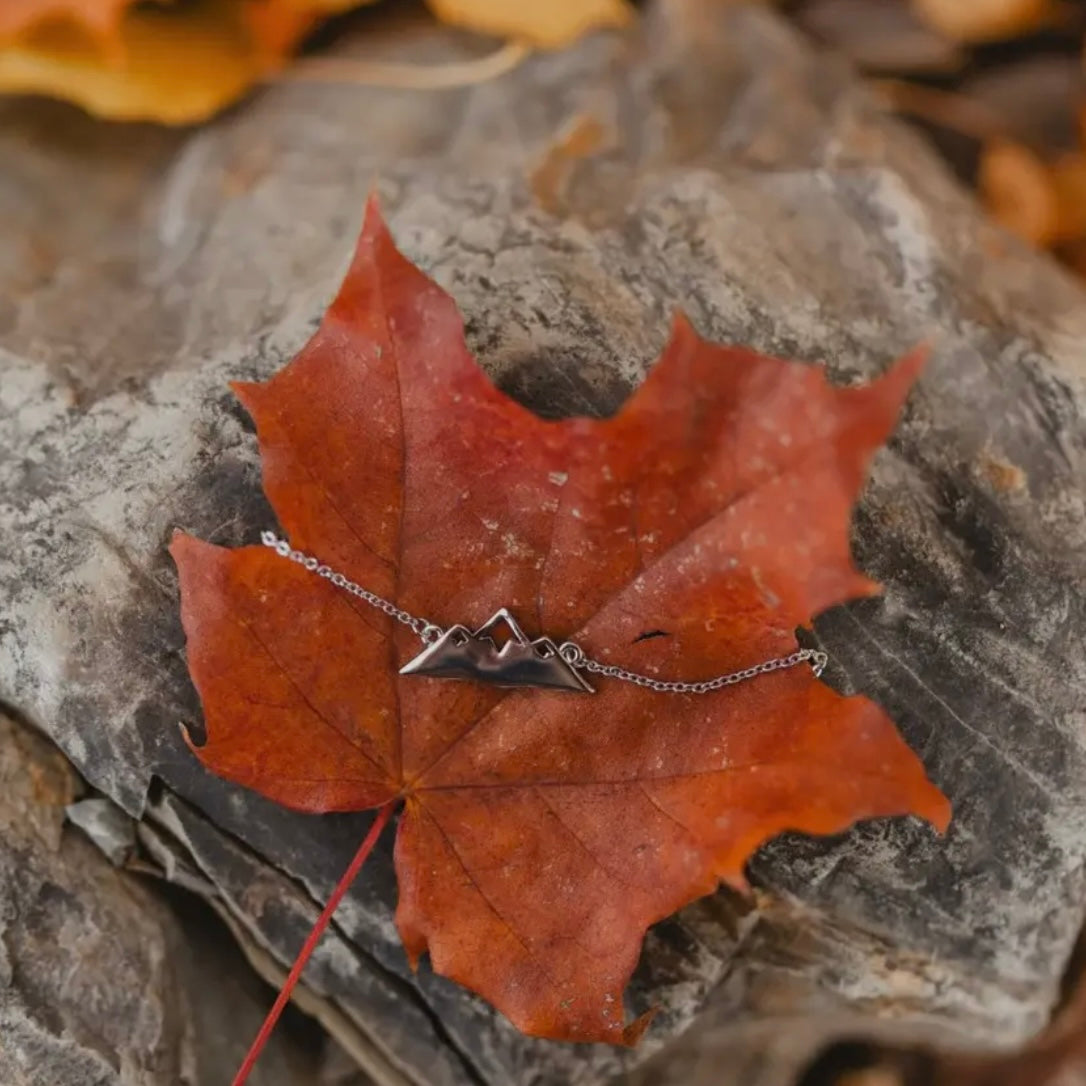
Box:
260;532;828;695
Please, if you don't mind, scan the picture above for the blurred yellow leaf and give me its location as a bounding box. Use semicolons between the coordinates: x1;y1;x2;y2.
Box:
246;0;322;55
980;139;1086;249
980;140;1060;244
0;0;324;123
0;0;631;122
425;0;631;47
0;0;131;45
911;0;1056;42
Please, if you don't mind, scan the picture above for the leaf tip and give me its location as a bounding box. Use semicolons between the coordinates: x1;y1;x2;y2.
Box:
179;719;203;752
621;1007;657;1047
897;341;932;380
168;530;198;564
721;869;752;896
363;188;384;224
853;574;884;600
395;900;428;975
333;189;406;315
922;785;953;836
877;342;931;407
666;308;704;350
360;189;394;252
229;379;263;415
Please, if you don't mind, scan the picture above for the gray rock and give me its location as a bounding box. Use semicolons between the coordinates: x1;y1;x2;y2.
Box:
0;713;335;1086
66;797;137;866
1;2;1085;1084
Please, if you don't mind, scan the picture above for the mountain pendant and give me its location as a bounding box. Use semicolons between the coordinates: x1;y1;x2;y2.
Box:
399;608;594;694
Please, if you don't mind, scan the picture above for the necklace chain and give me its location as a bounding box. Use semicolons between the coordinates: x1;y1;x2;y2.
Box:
260;531;828;692
261;531;440;640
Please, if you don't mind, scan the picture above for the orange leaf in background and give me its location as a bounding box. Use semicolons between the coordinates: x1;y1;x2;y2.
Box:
980;140;1062;245
980;139;1086;247
0;0;129;45
427;0;630;48
911;0;1057;42
0;0;326;123
0;0;632;122
171;199;950;1044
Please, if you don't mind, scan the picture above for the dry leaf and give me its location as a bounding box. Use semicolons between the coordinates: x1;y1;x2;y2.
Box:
425;0;630;47
0;0;130;46
980;139;1086;247
911;0;1057;42
0;0;631;122
979;140;1062;244
0;0;325;124
171;199;950;1043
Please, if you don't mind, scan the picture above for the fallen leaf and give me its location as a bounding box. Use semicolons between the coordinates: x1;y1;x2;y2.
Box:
0;0;126;42
980;139;1086;247
425;0;630;47
979;139;1062;245
911;0;1057;42
0;0;321;124
171;199;950;1043
244;0;322;58
0;0;629;122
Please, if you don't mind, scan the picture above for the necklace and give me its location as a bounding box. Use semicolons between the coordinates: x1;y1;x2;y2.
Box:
260;532;828;695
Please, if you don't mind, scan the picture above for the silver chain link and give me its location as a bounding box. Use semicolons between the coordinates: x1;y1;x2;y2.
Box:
556;641;826;691
260;531;444;644
260;532;827;692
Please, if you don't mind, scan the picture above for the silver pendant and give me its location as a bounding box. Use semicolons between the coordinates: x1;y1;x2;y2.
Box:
399;608;594;693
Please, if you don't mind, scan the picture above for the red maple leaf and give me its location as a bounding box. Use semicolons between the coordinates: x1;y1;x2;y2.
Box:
171;199;949;1054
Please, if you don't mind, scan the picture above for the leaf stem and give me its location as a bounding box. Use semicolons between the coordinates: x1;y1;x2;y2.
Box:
276;41;530;91
231;801;396;1086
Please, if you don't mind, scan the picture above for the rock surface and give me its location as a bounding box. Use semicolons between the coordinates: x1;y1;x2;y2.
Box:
2;2;1086;1084
0;714;340;1086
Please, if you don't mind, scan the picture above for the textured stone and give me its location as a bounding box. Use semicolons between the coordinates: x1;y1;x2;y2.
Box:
1;2;1086;1084
66;797;137;866
0;714;334;1086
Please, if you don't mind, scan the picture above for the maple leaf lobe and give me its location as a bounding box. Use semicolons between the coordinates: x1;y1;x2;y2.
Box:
172;197;949;1045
